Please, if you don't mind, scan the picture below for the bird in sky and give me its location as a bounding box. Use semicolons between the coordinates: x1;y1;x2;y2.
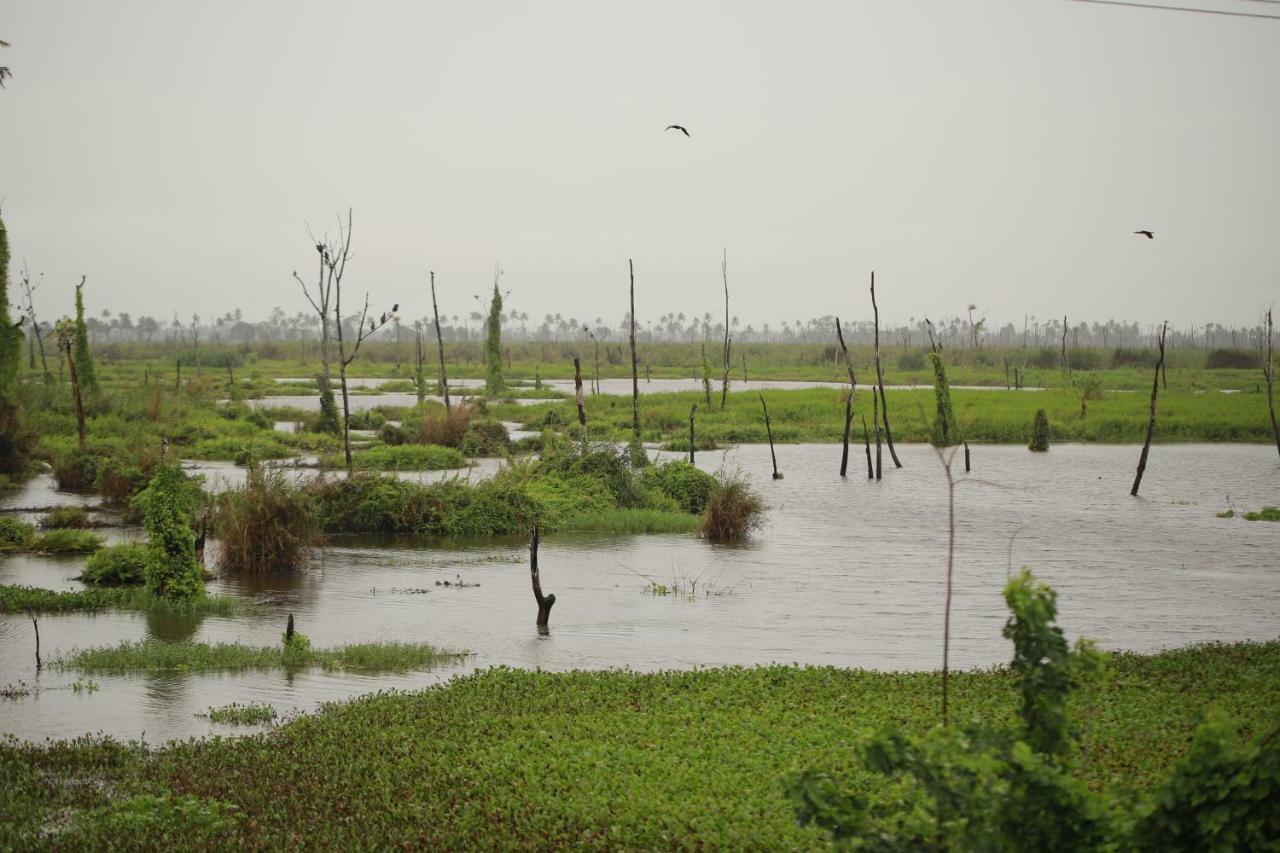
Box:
1134;230;1154;239
665;124;690;137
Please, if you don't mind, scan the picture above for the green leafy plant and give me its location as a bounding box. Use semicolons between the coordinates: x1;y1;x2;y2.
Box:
137;465;205;602
484;281;505;394
929;352;958;447
81;543;151;586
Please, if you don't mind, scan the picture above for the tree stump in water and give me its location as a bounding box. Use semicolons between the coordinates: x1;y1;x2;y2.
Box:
530;526;555;632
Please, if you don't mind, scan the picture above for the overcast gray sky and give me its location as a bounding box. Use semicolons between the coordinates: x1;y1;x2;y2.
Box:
3;0;1278;331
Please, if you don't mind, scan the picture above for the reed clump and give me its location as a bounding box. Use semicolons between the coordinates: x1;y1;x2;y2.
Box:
699;472;765;542
214;465;320;573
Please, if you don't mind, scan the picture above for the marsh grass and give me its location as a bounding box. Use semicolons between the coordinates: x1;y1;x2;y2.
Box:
54;639;467;674
215;465;321;573
0;584;242;615
700;472;765;542
321;443;467;471
557;508;700;534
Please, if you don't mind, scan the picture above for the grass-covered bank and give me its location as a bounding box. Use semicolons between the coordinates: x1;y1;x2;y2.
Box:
1;641;1274;849
496;385;1280;446
52;639;467;674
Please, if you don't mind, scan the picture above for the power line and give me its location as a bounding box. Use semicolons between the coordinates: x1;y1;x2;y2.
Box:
1067;0;1280;17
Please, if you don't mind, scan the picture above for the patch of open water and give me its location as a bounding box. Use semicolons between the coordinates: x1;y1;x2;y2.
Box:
2;443;1277;743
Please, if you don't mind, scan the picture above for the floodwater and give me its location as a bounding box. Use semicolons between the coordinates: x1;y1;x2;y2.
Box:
2;443;1278;743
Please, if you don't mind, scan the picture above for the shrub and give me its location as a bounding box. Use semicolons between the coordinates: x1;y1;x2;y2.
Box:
31;529;103;553
41;506;91;529
379;423;410;446
1205;348;1259;370
929;352;958;447
1030;408;1050;452
413;403;475;448
461;421;511;457
643;461;718;514
896;350;926;371
53;445;106;492
215;466;320;573
699;472;764;542
1112;346;1156;368
0;516;34;549
138;465;205;601
333;444;467;472
82;543;150;585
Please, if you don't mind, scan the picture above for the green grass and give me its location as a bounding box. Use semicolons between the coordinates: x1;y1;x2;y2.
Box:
0;641;1274;849
321;443;468;471
0;585;242;615
195;703;278;726
1243;506;1280;521
556;508;701;534
29;529;105;554
495;385;1279;445
53;639;468;674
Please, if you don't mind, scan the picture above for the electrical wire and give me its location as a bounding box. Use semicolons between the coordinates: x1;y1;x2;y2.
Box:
1067;0;1280;18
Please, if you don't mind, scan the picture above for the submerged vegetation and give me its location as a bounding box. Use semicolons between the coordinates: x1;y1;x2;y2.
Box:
196;702;278;726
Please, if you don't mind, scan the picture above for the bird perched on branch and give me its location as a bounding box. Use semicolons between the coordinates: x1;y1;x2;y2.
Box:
665;124;690;137
1133;230;1154;239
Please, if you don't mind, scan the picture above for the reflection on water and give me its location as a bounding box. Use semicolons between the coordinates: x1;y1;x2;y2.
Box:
2;443;1278;743
146;609;204;643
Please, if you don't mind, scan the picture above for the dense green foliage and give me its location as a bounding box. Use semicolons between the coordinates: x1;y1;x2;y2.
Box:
137;465;205;601
1;641;1273;848
929;351;958;447
54;639;466;674
197;703;278;726
1030;407;1051;452
788;572;1278;850
640;460;718;514
72;282;99;395
0;519;102;553
40;506;91;529
484;282;504;394
81;543;151;585
326;443;466;471
0;215;20;399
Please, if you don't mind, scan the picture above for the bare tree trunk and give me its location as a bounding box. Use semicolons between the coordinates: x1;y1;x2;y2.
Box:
64;346;85;449
689;404;697;464
573;356;587;429
940;449;956;727
871;272;903;468
1131;322;1168;496
629;260;640;444
31;614;41;672
836;318;858;477
1061;314;1069;371
720;250;731;410
431;271;451;411
873;385;882;481
338;357;353;474
1265;310;1279;459
759;394;781;479
741;352;748;383
862;415;873;479
530;525;555;631
964;441;971;473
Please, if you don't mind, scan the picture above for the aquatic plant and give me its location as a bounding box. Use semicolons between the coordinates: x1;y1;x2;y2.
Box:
81;543;150;585
54;639;467;674
29;528;103;554
0;584;240;615
196;702;277;726
0;516;33;549
40;506;91;529
215;465;320;574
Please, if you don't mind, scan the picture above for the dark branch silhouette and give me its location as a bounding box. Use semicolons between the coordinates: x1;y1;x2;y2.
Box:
1134;230;1154;239
665;124;690;137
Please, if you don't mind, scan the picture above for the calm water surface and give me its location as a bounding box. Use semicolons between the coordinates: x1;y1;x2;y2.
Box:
2;443;1277;743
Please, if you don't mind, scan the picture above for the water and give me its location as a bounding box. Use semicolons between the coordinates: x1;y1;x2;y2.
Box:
3;443;1278;743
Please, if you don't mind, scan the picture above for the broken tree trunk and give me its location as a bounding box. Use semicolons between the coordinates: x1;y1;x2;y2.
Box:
1131;321;1168;497
873;384;882;481
865;412;875;479
1266;310;1279;459
720;250;731;410
530;525;555;631
31;614;41;671
431;271;451;411
964;441;971;473
836;318;858;478
573;356;587;429
870;272;903;468
689;404;697;464
629;260;640;445
759;394;782;479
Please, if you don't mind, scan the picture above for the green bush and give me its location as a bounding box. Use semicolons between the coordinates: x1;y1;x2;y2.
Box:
0;516;34;549
460;421;511;457
333;444;467;471
137;466;205;602
82;543;150;585
643;461;718;514
1205;348;1259;370
896;350;926;371
1030;408;1050;452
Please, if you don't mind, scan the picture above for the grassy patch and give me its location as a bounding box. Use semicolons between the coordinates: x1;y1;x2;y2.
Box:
30;528;105;554
0;585;242;615
0;642;1274;848
80;543;150;585
196;703;278;726
322;443;467;471
54;639;468;674
1243;506;1280;522
556;508;701;534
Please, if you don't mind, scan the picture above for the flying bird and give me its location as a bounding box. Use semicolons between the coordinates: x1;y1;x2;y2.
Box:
665;124;690;137
1134;230;1154;239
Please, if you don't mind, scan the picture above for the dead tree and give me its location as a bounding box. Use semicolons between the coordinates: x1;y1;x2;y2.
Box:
873;384;883;481
862;415;873;479
430;271;451;410
1060;314;1069;372
741;352;748;383
688;403;698;464
836;318;859;477
18;263;51;380
759;394;782;479
30;613;41;672
293;226;337;393
1265;309;1279;459
628;260;641;448
870;272;903;468
1131;321;1168;496
719;249;731;410
573;356;587;430
530;525;555;631
54;318;85;449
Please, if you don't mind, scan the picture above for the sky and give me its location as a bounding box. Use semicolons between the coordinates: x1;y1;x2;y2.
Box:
2;0;1278;332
